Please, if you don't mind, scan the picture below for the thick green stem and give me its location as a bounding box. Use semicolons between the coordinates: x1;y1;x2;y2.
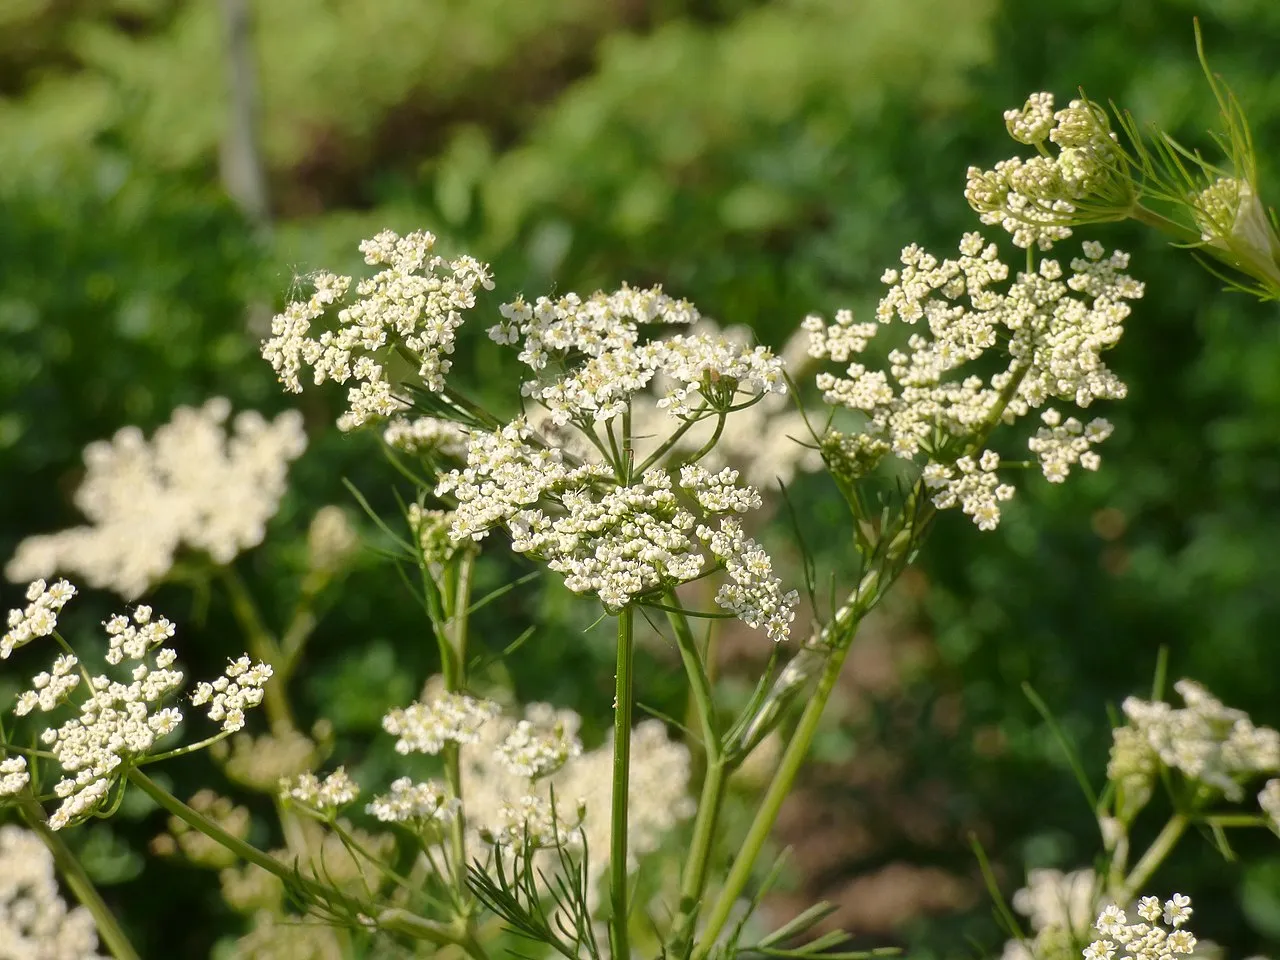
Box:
666;602;720;752
609;606;636;960
17;792;141;960
665;602;726;956
691;641;852;960
668;759;726;958
441;552;475;903
1113;813;1188;906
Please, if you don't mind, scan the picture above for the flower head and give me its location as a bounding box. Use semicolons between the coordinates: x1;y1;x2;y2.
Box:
263;231;494;429
6;401;305;599
810;235;1140;530
2;579;77;658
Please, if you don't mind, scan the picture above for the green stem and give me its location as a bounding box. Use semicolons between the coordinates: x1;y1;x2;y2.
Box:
668;759;726;958
691;641;852;960
686;413;727;465
128;769;475;946
609;606;636;960
664;600;727;956
140;730;234;765
17;792;141;960
665;601;721;751
1128;202;1203;245
1113;813;1188;906
441;551;475;903
635;402;710;474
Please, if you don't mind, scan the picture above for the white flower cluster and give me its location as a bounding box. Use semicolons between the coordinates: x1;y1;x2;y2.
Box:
1261;778;1280;831
190;656;274;733
1029;409;1113;482
439;419;798;639
5;399;306;599
288;689;690;908
263;230;494;430
382;415;470;457
1002;867;1098;960
14;654;80;717
808;235;1142;529
367;777;459;827
969;93;1127;250
382;692;501;755
105;605;175;664
282;767;360;812
701;518;798;640
489;285;699;372
1110;680;1280;804
458;700;693;909
2;579;77;659
3;584;271;828
496;712;584;780
38;603;187;828
1016;868;1098;933
485;793;583;850
922;452;1014;531
1085;895;1196;960
515;322;785;426
0;757;28;796
0;825;106;959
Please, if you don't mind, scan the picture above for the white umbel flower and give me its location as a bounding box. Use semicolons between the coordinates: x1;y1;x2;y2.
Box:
2;579;77;659
382;692;501;755
367;777;458;827
1110;679;1280;803
282;767;360;812
1085;894;1198;959
0;757;29;798
263;231;494;429
190;657;274;733
1259;778;1280;830
0;826;107;958
5;400;306;599
810;235;1140;530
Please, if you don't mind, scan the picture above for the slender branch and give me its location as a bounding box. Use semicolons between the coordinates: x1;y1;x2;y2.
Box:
140;730;235;765
686;413;727;465
1112;813;1188;906
17;792;141;960
635;402;710;474
124;769;482;944
690;640;852;960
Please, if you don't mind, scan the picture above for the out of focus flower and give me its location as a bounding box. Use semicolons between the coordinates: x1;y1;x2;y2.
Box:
6;399;306;599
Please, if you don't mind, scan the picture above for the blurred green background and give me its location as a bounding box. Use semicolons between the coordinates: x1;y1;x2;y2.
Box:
3;0;1280;956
